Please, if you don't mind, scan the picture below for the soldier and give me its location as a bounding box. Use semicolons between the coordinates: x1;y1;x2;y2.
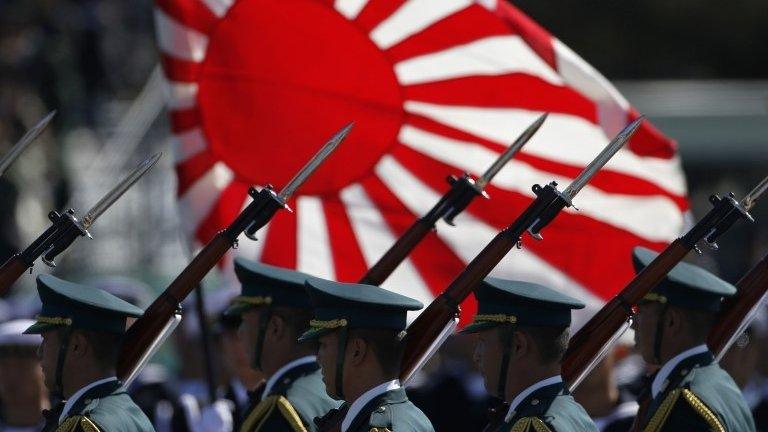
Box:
224;258;339;432
462;277;597;432
0;319;48;431
299;278;434;432
24;274;155;432
631;246;756;431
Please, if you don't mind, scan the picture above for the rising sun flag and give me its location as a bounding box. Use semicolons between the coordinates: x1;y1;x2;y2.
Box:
154;0;688;322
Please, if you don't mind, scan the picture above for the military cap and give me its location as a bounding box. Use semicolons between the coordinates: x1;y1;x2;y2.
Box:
23;275;143;335
298;278;423;342
633;246;736;312
225;258;312;316
462;278;585;333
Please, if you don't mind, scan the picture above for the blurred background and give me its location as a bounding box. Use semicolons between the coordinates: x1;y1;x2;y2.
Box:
0;1;766;431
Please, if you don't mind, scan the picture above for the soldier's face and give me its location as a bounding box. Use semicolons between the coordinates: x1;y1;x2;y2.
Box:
473;328;503;398
316;332;341;399
238;309;262;369
633;301;662;365
38;330;60;391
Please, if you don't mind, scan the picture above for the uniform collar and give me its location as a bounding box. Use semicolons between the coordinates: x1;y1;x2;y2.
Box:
261;355;317;400
651;344;710;398
60;377;119;423
342;380;401;432
504;375;563;422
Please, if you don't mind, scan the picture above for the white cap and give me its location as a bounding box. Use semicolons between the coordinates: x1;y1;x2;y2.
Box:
0;319;41;346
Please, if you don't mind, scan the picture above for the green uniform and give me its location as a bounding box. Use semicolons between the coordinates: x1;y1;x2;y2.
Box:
462;278;597;432
23;275;153;432
239;361;339;432
342;386;433;432
495;379;597;432
225;259;340;432
55;379;154;432
637;348;755;432
632;247;757;432
299;278;435;432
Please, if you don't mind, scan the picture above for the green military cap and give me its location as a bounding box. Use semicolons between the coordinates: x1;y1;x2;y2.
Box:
462;277;585;333
24;275;143;335
224;258;312;316
298;278;423;342
633;246;736;312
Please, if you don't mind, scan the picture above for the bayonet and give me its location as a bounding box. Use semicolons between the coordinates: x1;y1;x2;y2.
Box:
82;153;161;228
117;123;351;380
741;176;768;211
562;117;643;200
475;113;547;190
0;111;56;177
0;152;161;294
360;116;546;285
278;123;353;201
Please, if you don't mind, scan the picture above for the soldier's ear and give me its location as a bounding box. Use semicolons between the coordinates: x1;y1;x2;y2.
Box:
68;332;88;359
268;314;286;340
348;336;367;366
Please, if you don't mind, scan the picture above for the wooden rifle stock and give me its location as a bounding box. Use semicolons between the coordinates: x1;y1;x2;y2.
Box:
360;219;434;286
0;256;29;295
562;240;689;383
400;231;519;378
117;234;231;378
117;187;285;379
562;189;755;387
360;174;482;286
708;253;768;356
318;182;568;432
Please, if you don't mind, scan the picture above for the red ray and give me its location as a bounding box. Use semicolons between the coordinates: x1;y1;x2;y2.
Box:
353;0;407;33
385;4;511;62
156;0;219;34
391;143;669;300
175;150;217;197
259;198;298;269
404;74;598;122
322;194;368;282
161;56;202;82
403;115;688;209
361;175;477;326
627;108;678;159
194;180;249;243
169;107;201;133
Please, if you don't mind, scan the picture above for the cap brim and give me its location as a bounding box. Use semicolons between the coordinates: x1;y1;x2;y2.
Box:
459;321;499;334
297;326;334;343
223;302;255;317
22;322;59;335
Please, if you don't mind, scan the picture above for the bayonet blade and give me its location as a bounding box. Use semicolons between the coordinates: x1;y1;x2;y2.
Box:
562;117;644;200
0;110;56;177
475;113;547;190
277;123;353;201
82;153;162;228
741;176;768;211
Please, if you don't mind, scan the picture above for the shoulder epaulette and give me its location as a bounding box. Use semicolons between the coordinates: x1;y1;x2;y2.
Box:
55;416;102;432
680;389;725;432
509;417;552;432
240;395;308;432
643;388;725;432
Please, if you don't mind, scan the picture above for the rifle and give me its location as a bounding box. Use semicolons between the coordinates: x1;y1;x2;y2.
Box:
562;175;768;391
116;124;352;380
710;251;768;359
360;114;547;285
316;118;644;432
0;111;55;177
0;153;161;295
